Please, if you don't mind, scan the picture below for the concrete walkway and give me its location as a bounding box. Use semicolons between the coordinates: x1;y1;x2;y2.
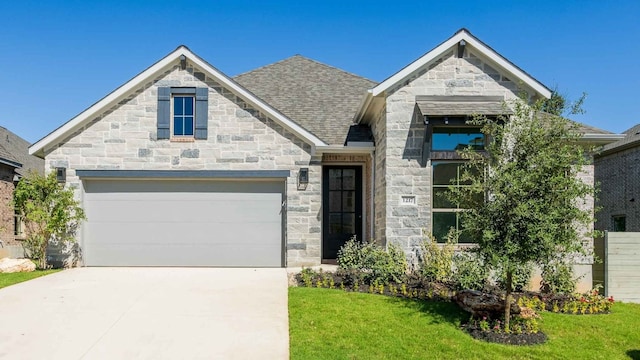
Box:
0;267;289;360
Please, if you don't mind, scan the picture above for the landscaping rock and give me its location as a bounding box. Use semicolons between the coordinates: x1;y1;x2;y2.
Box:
454;289;520;319
0;258;36;273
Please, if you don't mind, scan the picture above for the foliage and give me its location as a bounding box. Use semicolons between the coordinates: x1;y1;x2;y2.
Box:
417;232;456;284
540;260;577;294
336;237;407;284
447;96;596;329
13;172;86;269
0;270;61;289
495;262;533;292
556;288;615;315
452;250;489;291
290;288;640;359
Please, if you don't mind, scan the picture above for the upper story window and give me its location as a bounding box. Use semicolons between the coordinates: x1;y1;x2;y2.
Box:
173;95;195;137
157;87;208;140
432;127;484;151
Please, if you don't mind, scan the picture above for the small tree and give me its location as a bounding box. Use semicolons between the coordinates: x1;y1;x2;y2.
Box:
449;97;595;330
13;172;86;269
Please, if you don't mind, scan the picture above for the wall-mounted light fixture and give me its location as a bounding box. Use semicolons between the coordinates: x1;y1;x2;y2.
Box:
298;168;309;190
457;40;466;58
180;55;187;70
55;167;66;184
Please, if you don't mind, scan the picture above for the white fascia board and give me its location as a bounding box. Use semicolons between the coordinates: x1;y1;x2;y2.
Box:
580;133;626;143
370;31;552;99
30;48;184;157
30;46;326;157
186;53;327;148
353;91;373;124
315;145;375;155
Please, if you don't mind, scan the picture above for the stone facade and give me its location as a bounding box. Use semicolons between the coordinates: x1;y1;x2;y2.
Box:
378;49;523;253
43;60;323;267
595;146;640;232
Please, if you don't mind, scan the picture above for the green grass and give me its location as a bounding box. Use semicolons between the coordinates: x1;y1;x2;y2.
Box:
289;287;640;360
0;270;60;290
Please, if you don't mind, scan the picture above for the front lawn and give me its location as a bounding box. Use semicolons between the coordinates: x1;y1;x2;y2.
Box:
289;287;640;360
0;270;60;290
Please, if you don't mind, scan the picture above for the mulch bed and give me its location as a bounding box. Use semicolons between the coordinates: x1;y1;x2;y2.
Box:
463;325;548;345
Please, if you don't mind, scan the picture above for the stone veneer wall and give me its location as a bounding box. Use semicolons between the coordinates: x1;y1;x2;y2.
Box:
595;146;640;232
371;106;387;245
43;59;322;267
382;49;522;255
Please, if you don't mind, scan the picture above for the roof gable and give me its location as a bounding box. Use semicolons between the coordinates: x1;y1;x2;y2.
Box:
30;47;327;157
0;126;43;175
599;123;640;155
371;29;552;99
235;55;376;145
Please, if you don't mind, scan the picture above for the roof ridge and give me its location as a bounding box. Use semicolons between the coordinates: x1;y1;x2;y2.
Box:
233;55;301;78
234;54;377;85
289;55;378;84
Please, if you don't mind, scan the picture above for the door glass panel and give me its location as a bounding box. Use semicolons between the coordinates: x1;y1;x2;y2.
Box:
342;214;355;234
329;191;342;212
329;169;342;190
329;214;342;234
342;169;355;190
343;191;355;212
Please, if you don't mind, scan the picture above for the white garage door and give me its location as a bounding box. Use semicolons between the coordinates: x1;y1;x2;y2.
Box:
82;179;284;267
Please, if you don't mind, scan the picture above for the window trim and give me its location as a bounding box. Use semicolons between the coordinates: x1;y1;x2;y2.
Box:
157;87;208;140
431;160;477;243
171;94;196;139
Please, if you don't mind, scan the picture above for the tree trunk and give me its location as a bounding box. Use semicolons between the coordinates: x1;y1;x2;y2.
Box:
504;269;513;332
40;239;47;269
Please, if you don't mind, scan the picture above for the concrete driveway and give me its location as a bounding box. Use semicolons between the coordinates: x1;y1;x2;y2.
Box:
0;267;289;360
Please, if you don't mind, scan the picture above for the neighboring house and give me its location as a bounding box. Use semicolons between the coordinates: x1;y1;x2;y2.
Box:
0;127;45;258
595;123;640;232
29;29;621;289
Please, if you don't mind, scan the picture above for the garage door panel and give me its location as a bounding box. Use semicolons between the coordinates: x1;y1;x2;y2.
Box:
83;179;284;267
87;196;282;223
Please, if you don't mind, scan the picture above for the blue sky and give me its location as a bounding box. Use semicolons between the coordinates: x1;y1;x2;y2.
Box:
1;0;638;143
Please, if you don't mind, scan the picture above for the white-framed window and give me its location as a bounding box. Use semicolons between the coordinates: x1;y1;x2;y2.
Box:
172;95;195;137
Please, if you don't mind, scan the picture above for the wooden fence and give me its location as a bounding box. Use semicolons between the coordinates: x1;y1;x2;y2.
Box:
593;232;640;303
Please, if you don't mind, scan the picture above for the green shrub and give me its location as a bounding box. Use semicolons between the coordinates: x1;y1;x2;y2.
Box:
337;237;407;285
417;232;456;283
452;251;489;291
495;262;533;292
540;260;576;294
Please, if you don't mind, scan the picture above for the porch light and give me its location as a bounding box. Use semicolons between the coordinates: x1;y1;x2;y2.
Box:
298;168;309;185
180;55;187;70
56;167;66;184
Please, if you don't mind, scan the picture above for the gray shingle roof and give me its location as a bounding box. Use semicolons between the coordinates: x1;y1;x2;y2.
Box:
234;55;377;145
0;126;44;176
599;123;640;155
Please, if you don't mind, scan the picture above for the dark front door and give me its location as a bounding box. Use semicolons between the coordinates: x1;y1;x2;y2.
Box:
322;166;363;260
